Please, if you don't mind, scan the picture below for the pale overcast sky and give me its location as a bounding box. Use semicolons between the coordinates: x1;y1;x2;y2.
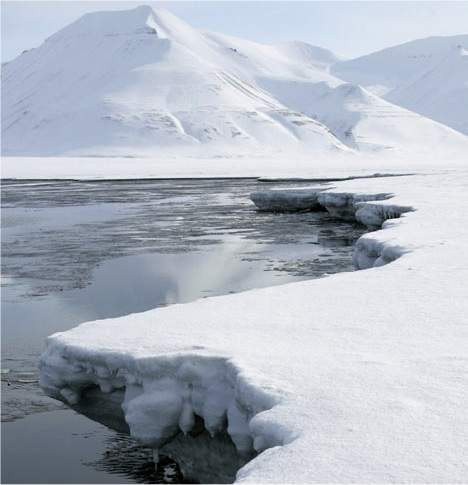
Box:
2;1;468;62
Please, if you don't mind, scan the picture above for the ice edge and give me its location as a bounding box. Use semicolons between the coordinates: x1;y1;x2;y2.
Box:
251;187;414;268
39;186;415;482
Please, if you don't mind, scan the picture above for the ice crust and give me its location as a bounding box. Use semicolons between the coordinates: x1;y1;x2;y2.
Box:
40;171;468;482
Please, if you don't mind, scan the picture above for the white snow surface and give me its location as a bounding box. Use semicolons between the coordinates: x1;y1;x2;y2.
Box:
332;35;468;135
2;153;468;181
2;5;468;157
40;167;468;482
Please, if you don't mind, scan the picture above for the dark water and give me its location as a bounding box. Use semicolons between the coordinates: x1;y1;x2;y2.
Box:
2;409;187;484
1;178;365;483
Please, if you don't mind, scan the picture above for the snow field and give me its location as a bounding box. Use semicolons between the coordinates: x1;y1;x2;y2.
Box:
39;168;468;482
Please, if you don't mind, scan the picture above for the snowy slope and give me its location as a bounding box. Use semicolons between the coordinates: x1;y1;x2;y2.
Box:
1;6;344;157
272;41;342;71
385;46;468;136
40;167;468;482
332;35;468;135
202;30;468;155
2;6;468;157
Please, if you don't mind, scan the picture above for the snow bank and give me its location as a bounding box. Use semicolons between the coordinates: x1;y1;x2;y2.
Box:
40;169;468;482
251;186;414;269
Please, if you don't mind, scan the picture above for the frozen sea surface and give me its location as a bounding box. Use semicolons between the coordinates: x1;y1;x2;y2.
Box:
1;178;364;483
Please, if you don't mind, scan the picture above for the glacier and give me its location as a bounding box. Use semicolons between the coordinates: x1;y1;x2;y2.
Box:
39;168;468;482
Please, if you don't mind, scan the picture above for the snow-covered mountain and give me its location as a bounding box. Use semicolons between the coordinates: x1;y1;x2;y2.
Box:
332;35;468;135
1;6;344;157
2;6;467;157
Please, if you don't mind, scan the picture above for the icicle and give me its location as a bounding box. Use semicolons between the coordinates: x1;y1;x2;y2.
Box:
179;401;195;434
152;448;159;471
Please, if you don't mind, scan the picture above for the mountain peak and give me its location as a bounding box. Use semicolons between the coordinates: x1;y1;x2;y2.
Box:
45;5;207;49
47;5;174;41
276;41;343;68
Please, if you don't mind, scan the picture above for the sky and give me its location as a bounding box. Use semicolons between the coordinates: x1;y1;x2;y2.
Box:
2;1;468;62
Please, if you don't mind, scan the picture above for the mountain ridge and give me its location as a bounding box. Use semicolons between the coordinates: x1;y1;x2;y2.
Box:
332;34;468;135
2;6;467;157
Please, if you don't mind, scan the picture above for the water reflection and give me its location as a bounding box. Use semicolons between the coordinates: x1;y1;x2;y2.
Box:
84;433;189;484
1;407;187;484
